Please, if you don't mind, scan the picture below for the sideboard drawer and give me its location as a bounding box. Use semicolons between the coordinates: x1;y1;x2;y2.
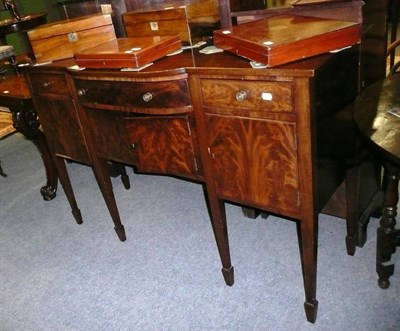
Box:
200;79;293;114
75;79;191;113
28;73;69;97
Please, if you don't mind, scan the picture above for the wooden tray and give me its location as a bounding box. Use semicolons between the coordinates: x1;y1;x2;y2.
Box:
74;36;182;69
213;15;361;67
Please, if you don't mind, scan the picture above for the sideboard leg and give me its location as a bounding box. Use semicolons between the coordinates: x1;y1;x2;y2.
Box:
0;160;7;177
190;75;234;286
345;166;359;256
297;219;318;323
241;207;260;219
119;165;130;190
304;299;318;324
206;188;234;286
92;157;126;242
53;156;83;225
107;161;131;190
221;265;234;286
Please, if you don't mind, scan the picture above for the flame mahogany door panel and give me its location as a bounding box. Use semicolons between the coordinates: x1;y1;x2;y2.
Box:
125;116;200;178
205;114;299;217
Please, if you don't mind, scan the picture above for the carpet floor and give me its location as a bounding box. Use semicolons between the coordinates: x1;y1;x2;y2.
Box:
1;133;399;331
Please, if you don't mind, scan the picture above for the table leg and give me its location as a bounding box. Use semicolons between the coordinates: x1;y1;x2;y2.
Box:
376;163;400;289
12;107;58;200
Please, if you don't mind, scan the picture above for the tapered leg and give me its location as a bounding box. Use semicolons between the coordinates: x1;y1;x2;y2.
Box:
297;219;318;323
52;156;82;225
204;186;234;285
0;160;7;177
92;157;126;242
241;207;260;219
107;161;131;190
190;75;233;285
214;198;234;286
115;163;130;190
345;166;359;256
376;164;399;289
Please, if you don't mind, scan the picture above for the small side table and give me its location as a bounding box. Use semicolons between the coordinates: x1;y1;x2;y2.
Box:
0;13;47;46
0;74;57;200
353;74;400;288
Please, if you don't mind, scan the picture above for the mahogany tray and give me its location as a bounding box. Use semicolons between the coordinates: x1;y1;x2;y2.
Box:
74;36;181;69
213;15;361;67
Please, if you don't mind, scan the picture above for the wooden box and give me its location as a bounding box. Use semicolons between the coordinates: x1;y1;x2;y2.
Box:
28;14;116;64
123;0;219;45
291;0;353;5
74;36;182;69
213;15;361;67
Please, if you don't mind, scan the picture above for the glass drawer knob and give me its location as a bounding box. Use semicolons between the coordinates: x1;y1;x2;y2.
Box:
235;90;247;101
142;92;153;102
77;89;86;96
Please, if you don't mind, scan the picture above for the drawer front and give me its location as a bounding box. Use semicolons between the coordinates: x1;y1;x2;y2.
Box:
75;79;191;112
28;73;69;97
200;79;293;113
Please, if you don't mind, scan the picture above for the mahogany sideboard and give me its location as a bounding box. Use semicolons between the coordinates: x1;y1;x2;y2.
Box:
22;43;363;322
46;0;388;247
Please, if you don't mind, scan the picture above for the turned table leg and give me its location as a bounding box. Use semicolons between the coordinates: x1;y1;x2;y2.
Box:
376;163;400;289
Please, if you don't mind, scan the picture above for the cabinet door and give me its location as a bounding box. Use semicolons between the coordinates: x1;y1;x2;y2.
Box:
34;97;91;164
206;114;300;217
85;108;136;165
124;116;199;178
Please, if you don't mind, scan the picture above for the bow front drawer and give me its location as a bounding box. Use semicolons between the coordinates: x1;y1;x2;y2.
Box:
200;79;293;114
74;79;192;114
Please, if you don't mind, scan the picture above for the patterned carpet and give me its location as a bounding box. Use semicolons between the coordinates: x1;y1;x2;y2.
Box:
0;110;15;139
